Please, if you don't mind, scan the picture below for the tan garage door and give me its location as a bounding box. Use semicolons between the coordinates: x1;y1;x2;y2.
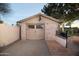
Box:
26;24;45;40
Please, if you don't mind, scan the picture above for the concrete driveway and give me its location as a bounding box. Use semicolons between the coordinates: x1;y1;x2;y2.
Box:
1;40;50;56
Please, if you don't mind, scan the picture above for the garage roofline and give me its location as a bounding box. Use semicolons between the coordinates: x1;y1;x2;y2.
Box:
17;13;62;24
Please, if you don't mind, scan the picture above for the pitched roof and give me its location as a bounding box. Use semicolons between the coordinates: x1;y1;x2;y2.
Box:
17;13;61;23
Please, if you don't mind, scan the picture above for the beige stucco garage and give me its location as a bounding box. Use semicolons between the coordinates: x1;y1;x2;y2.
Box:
17;13;60;40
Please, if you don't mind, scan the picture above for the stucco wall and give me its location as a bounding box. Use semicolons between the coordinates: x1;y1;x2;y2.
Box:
55;36;66;47
20;16;59;40
21;23;27;40
20;15;66;47
0;23;19;47
41;17;59;40
21;16;42;40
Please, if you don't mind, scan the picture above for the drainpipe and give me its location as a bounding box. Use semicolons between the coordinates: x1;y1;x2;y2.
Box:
17;22;21;40
19;24;21;40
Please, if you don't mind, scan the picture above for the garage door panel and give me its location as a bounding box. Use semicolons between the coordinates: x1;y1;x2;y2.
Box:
27;29;36;40
36;29;44;40
26;24;44;40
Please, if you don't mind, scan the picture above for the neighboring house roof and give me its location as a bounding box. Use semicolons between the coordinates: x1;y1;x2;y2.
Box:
17;13;62;23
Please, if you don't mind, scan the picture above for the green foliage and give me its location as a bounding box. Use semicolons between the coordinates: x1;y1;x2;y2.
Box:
64;27;79;36
0;20;3;23
42;3;79;36
0;3;11;16
41;3;79;23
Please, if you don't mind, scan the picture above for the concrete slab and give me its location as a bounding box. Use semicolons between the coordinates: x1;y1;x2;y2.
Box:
1;40;50;56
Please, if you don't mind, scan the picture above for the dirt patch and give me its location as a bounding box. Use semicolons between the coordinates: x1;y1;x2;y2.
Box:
46;40;75;56
69;36;79;45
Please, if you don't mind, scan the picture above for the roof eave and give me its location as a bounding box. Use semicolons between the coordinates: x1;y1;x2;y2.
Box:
17;13;60;24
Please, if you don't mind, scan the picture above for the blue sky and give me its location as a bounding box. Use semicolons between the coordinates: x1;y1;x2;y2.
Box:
2;3;79;27
3;3;45;25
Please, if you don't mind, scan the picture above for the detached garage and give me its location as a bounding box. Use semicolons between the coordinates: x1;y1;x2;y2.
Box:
17;13;60;40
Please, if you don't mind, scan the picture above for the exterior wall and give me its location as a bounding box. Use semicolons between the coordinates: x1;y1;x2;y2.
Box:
0;23;19;47
40;17;59;40
21;16;42;40
55;36;66;47
20;15;66;47
20;23;27;40
21;16;59;40
22;16;40;24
